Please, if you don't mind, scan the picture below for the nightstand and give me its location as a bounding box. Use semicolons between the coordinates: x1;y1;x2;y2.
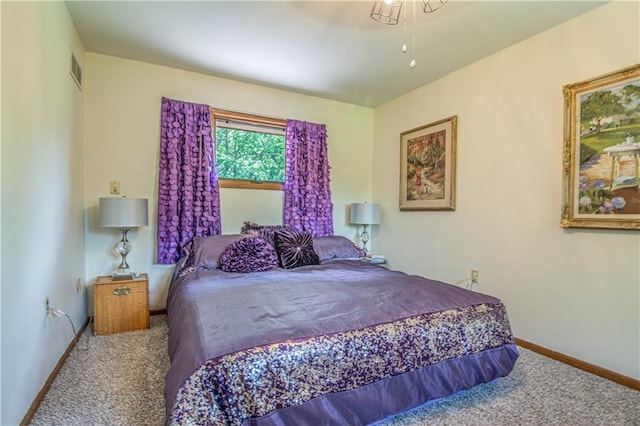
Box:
93;274;149;335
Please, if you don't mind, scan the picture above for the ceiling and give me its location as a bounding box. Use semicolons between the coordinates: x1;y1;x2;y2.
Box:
65;1;606;107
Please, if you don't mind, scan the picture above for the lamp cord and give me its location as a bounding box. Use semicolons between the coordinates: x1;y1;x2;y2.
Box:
454;278;475;290
48;308;77;335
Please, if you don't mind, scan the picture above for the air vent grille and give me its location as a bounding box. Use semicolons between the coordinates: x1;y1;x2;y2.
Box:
70;50;82;89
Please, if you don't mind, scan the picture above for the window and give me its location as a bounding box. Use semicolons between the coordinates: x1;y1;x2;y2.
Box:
212;109;286;190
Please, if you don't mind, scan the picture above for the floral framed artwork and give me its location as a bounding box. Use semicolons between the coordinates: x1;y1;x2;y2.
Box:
400;116;457;211
561;64;640;230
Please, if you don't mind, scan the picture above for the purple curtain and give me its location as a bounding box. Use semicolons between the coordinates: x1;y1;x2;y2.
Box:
157;97;221;264
283;120;334;236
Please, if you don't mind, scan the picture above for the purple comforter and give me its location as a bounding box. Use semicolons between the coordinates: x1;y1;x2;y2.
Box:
165;260;518;425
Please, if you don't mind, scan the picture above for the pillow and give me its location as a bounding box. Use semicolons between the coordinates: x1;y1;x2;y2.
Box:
219;237;279;273
241;221;294;247
312;235;365;261
175;241;195;278
273;230;321;269
191;234;246;270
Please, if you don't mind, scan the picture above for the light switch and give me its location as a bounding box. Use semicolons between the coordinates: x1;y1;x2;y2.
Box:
110;181;120;195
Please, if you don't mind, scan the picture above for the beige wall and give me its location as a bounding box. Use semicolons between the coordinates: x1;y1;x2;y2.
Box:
0;3;3;421
2;2;638;424
1;2;86;424
373;1;640;379
83;53;374;310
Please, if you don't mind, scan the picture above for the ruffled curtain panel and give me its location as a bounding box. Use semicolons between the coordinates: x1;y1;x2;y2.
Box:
284;120;334;236
157;97;221;264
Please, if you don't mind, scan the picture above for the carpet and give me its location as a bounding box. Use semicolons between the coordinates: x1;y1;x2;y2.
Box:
30;316;639;425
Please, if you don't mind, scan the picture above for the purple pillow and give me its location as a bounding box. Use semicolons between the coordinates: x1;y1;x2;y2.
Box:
192;234;246;270
312;236;365;261
219;237;279;273
273;230;320;269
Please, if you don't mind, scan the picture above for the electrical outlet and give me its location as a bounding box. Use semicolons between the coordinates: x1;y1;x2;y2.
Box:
110;181;120;195
471;269;479;284
45;296;50;314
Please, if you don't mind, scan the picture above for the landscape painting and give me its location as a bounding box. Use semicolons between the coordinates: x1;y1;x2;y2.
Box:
561;64;640;230
400;116;457;211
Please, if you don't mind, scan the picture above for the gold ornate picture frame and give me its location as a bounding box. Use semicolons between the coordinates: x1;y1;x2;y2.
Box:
400;116;457;211
561;64;640;230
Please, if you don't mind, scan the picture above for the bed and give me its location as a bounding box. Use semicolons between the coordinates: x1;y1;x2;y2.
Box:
164;232;519;425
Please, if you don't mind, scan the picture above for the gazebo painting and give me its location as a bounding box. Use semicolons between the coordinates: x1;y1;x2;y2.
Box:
561;64;640;230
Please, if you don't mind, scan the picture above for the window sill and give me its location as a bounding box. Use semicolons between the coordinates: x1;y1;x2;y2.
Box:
218;179;283;191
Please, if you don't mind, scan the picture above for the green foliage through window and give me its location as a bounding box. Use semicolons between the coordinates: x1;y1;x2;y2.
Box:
215;123;285;183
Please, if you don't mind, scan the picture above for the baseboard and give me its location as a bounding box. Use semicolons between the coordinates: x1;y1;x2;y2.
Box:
515;337;639;391
20;316;91;426
150;308;167;316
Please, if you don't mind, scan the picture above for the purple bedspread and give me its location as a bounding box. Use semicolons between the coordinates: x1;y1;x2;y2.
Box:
165;260;518;425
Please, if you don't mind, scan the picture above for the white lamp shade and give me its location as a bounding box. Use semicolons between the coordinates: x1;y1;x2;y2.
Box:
99;197;149;228
350;203;381;225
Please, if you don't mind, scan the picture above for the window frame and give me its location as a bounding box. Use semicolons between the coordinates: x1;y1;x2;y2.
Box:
211;108;286;191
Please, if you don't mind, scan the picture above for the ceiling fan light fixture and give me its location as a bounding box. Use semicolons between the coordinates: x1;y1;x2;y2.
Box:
421;0;448;13
370;0;402;25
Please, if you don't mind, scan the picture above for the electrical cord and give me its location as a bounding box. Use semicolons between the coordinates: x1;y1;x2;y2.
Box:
48;308;77;335
454;278;475;290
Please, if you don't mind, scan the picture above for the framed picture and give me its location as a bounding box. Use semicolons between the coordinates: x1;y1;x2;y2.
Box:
561;64;640;230
400;115;457;211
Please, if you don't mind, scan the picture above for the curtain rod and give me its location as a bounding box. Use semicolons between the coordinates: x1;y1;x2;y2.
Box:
211;107;286;128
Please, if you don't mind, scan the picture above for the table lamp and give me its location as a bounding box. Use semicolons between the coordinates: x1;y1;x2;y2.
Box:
98;197;148;278
350;202;381;255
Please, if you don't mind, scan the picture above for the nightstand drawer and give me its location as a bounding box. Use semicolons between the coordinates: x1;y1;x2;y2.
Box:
94;275;149;335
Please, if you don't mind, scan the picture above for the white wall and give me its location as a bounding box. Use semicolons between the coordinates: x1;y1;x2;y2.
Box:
1;2;86;424
373;2;640;379
2;4;635;424
83;54;374;310
0;2;4;421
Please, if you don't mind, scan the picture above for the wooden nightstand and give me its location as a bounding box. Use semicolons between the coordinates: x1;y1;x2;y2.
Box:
93;274;149;335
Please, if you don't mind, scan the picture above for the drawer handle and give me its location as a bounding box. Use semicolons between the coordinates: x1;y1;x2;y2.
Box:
112;286;131;296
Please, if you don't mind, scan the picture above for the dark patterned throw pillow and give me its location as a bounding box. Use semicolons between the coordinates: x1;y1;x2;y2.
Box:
176;241;195;278
219;237;279;273
273;230;321;269
240;221;294;247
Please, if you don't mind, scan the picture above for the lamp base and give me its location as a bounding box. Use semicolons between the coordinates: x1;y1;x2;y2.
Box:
360;225;370;256
115;228;132;270
112;272;134;281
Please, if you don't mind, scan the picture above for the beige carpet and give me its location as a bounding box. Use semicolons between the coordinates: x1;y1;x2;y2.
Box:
30;316;639;425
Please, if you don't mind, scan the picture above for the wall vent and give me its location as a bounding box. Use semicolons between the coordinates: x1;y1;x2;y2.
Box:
70;49;82;90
